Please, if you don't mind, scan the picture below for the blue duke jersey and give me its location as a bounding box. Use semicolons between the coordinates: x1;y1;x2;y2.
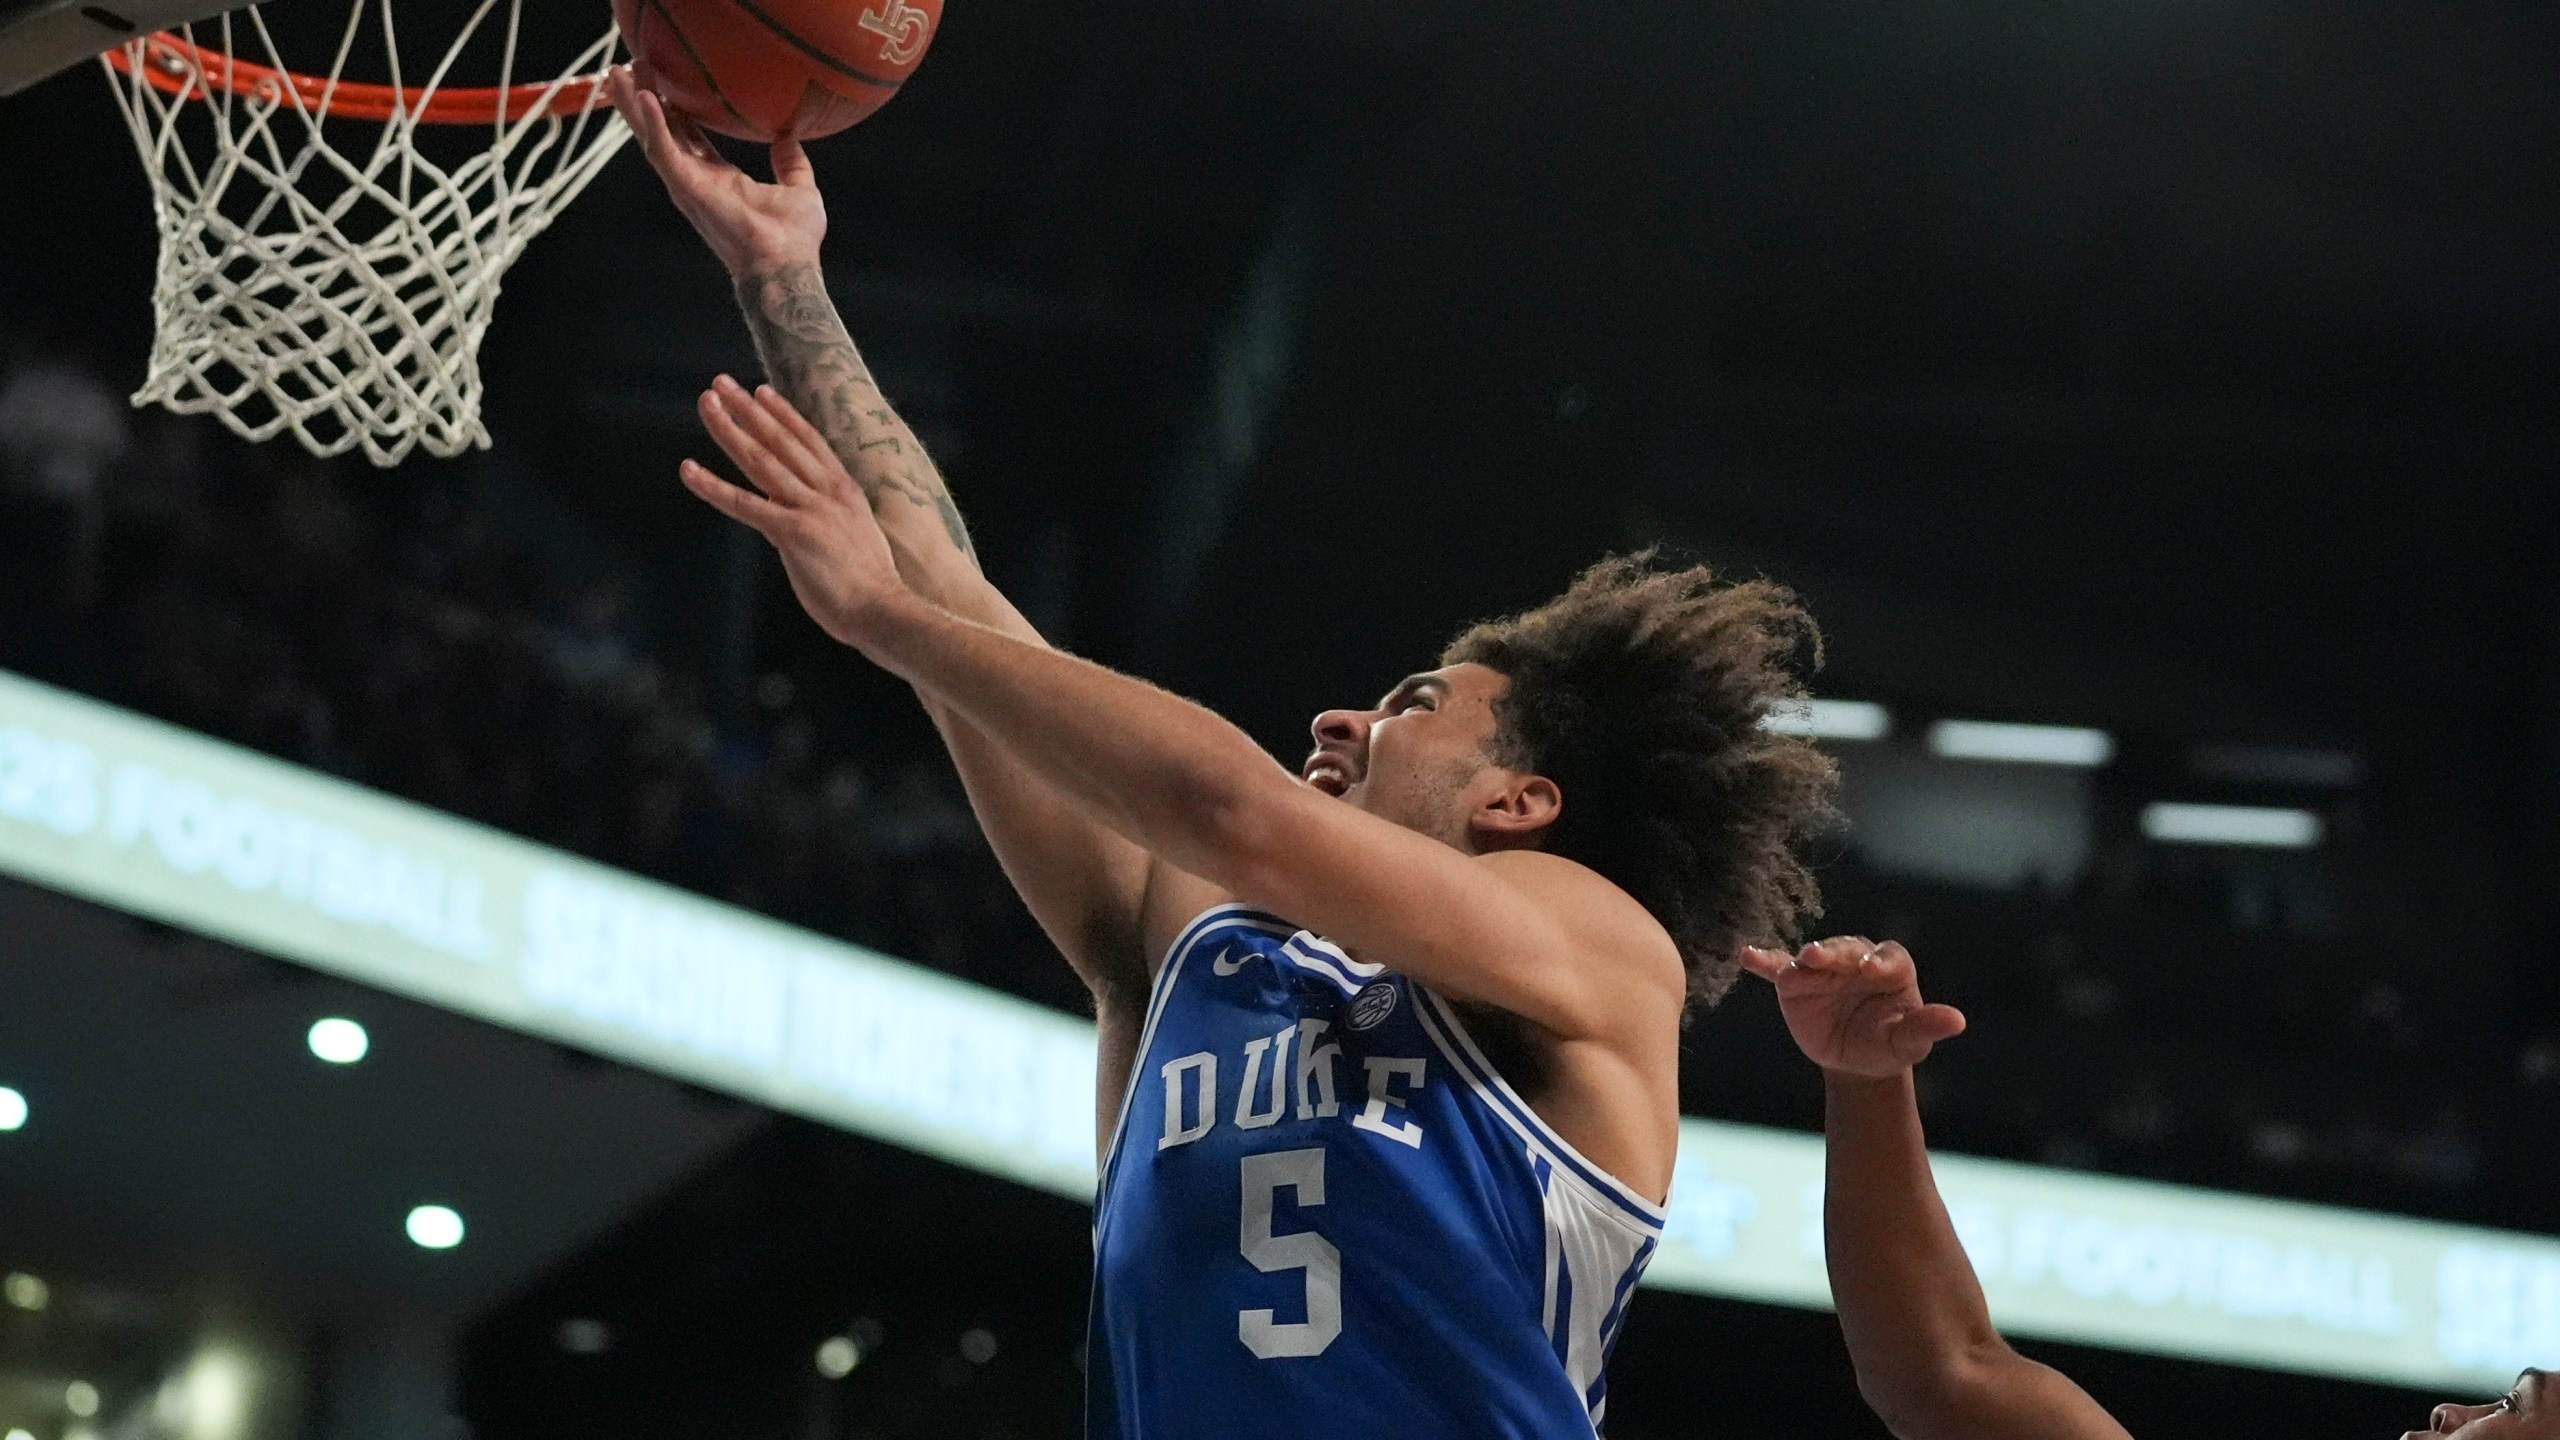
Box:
1088;905;1667;1438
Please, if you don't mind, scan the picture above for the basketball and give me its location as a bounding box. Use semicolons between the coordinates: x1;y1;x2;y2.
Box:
611;0;943;142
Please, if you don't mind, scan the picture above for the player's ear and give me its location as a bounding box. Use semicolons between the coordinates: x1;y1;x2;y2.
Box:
1472;773;1560;849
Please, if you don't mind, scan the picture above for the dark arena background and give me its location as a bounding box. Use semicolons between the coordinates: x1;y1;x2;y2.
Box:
2;1;2557;1437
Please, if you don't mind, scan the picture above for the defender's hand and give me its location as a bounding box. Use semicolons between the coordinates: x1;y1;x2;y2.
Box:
605;65;826;277
684;376;905;645
1740;937;1967;1078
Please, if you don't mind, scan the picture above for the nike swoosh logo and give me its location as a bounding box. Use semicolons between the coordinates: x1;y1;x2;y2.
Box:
1211;946;1249;976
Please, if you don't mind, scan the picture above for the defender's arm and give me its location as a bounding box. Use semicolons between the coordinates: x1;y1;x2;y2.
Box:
1823;1069;2134;1440
1740;941;2130;1440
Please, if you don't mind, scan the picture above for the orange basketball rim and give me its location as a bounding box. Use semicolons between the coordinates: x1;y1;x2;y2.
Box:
104;26;604;123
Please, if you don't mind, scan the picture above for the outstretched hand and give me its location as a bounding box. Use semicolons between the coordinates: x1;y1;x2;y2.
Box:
604;65;825;277
1739;937;1967;1078
683;376;906;645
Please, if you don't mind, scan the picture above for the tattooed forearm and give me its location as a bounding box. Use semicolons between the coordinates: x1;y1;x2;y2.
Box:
734;263;979;564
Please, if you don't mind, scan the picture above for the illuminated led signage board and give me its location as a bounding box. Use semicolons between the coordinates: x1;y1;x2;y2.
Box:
1654;1122;2557;1390
2;669;2551;1389
0;668;1099;1196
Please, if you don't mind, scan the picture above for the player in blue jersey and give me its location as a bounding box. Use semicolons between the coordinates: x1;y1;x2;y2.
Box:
611;68;1842;1436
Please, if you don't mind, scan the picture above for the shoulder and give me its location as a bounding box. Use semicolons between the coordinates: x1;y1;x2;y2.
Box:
1473;849;1685;1004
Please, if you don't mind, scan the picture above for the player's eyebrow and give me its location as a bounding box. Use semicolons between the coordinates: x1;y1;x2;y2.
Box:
1380;674;1451;708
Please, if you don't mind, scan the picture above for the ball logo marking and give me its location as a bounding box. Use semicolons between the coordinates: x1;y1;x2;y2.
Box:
856;0;932;66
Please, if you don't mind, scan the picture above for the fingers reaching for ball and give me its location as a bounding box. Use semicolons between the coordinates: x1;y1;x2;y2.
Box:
676;457;786;531
605;67;674;165
678;380;908;649
753;384;840;470
1738;945;1791;982
607;60;830;279
1885;1003;1968;1065
603;66;661;149
1856;940;1920;988
607;66;721;173
1743;934;1967;1077
770;135;816;190
694;375;841;503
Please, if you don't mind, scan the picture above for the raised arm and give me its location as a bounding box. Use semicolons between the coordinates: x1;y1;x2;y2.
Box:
1740;940;2133;1440
676;390;1687;1064
604;70;980;602
606;70;1160;1134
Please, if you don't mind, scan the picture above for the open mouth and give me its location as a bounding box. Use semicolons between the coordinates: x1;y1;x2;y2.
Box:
1303;755;1356;797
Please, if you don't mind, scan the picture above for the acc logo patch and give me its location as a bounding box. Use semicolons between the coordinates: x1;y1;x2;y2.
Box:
1345;981;1399;1032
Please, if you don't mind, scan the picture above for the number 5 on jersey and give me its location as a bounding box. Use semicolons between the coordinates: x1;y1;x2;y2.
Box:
1238;1147;1341;1358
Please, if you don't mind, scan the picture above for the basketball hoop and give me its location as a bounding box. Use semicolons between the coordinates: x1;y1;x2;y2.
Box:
99;0;627;465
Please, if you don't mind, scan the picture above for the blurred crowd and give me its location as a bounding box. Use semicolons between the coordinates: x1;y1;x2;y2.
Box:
0;349;1076;1018
1;347;2550;1228
1773;867;2540;1227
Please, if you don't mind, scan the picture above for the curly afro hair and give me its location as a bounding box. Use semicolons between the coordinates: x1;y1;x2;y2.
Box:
1441;550;1841;1009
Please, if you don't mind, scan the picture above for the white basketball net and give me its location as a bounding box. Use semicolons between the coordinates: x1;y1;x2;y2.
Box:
101;0;628;465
